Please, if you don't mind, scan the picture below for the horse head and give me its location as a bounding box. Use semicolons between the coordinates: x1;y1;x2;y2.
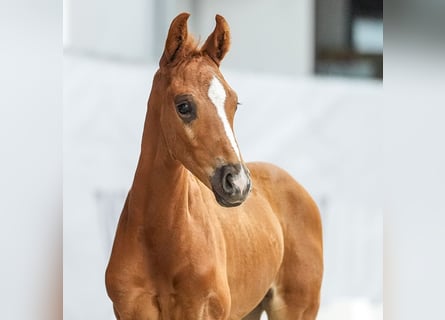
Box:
150;13;251;207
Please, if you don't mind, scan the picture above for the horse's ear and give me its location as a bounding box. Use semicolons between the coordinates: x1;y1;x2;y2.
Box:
201;14;231;66
159;12;191;67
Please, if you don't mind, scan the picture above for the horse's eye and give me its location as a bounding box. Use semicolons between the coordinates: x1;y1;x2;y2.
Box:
176;102;191;115
175;101;196;123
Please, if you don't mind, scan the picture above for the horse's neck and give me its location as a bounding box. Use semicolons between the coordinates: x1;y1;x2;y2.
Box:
128;109;190;230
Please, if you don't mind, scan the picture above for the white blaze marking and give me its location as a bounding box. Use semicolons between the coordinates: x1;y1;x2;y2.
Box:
208;76;241;160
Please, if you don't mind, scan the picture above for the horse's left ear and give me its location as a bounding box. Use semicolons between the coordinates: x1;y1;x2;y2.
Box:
201;15;231;66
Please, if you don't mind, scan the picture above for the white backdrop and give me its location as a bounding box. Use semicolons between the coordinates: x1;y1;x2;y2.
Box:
63;53;382;319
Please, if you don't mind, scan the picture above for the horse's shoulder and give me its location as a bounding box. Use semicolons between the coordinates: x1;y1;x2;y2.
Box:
247;162;296;185
247;161;317;212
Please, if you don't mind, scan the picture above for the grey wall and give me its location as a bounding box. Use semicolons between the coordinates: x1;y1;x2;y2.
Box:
178;0;314;75
64;0;155;61
64;0;314;75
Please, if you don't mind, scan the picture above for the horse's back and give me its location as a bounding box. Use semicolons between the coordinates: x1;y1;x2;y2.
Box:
245;162;323;319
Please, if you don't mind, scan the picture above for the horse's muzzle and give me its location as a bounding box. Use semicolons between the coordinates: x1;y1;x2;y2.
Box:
211;164;251;207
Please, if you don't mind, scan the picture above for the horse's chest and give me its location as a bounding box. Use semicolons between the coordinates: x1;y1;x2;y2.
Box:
109;201;283;319
219;205;285;315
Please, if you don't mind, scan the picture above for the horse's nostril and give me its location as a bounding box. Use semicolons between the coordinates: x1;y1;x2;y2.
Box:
211;164;250;207
223;172;235;194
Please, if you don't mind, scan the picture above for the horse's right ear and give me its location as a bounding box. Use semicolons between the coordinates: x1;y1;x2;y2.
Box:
159;13;191;68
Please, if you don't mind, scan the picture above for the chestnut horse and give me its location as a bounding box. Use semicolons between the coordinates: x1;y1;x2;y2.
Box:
106;13;323;320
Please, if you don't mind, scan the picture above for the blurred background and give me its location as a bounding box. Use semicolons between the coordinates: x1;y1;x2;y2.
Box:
63;1;382;319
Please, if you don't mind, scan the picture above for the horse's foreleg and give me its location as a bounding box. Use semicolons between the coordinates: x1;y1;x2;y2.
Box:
262;273;321;320
262;248;322;320
263;292;320;320
264;174;323;320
